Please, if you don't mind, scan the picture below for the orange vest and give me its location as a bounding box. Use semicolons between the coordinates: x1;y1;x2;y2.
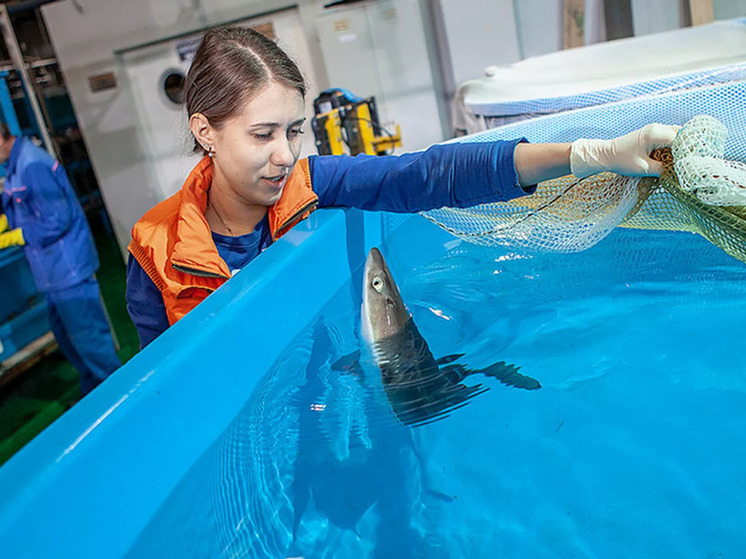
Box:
128;156;318;325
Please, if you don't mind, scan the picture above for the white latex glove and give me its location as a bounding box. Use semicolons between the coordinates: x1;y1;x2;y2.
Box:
570;123;679;178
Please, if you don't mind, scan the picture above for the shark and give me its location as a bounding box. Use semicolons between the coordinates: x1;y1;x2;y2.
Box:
287;247;539;551
361;247;541;427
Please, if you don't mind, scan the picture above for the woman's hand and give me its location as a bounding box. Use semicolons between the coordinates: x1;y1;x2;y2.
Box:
570;123;680;178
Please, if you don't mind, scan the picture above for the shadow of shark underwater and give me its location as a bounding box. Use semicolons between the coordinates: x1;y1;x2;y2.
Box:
342;247;541;428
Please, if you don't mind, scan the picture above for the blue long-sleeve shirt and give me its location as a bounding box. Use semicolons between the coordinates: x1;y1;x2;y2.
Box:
127;140;531;348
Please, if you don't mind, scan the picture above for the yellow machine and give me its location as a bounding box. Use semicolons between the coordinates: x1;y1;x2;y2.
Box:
311;88;402;156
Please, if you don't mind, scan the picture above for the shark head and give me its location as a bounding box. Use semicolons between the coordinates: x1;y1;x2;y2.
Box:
361;247;410;345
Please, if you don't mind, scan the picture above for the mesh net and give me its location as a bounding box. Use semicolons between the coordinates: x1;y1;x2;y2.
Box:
424;73;746;263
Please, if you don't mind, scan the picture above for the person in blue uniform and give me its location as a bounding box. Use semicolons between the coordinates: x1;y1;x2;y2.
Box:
0;122;121;395
126;25;678;350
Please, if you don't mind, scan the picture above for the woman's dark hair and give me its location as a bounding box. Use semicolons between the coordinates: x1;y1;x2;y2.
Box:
185;25;306;153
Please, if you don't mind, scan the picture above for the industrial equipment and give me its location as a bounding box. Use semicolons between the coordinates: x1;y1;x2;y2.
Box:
0;245;53;386
311;88;402;156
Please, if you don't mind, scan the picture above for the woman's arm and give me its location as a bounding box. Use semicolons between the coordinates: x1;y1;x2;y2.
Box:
514;143;572;187
309;123;678;213
125;255;170;349
310;139;529;212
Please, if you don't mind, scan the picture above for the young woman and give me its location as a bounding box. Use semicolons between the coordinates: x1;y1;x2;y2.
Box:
126;25;678;349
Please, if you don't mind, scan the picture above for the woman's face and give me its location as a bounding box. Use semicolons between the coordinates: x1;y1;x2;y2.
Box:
209;81;305;207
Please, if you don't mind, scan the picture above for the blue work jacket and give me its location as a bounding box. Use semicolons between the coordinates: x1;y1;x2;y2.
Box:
1;137;98;292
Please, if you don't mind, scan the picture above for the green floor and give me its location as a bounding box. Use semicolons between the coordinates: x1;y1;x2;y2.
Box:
0;232;140;466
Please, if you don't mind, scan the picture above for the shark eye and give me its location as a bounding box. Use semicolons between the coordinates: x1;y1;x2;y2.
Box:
372;277;385;292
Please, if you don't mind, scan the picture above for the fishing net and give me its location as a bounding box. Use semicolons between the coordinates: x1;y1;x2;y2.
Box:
426;115;746;262
425;102;746;262
424;77;746;264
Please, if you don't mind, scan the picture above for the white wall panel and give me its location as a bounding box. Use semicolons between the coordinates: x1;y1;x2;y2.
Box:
631;0;688;36
439;0;521;85
714;0;746;19
513;0;563;58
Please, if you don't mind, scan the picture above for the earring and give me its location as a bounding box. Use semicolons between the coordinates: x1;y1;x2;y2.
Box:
207;145;214;158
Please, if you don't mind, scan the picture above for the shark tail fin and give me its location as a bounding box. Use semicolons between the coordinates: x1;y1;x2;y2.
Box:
481;361;541;390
